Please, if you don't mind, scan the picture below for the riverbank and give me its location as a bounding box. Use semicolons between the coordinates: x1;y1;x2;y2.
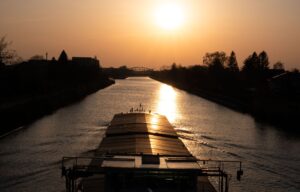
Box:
0;78;114;136
1;77;298;192
0;51;117;135
151;75;299;133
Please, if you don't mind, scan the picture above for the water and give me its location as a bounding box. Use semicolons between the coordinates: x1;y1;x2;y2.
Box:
0;77;299;192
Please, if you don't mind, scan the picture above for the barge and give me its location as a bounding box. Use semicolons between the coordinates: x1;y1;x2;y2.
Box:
62;111;243;192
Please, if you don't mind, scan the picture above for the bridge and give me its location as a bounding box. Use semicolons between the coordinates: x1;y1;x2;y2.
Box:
128;67;154;76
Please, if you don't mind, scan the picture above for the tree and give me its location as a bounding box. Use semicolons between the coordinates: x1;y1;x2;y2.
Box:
227;51;239;73
242;52;259;74
291;68;299;73
171;62;178;71
30;55;44;60
0;36;21;65
273;61;285;70
258;51;269;71
203;51;227;73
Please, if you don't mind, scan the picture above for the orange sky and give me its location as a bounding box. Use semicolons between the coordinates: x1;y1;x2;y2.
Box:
1;0;300;69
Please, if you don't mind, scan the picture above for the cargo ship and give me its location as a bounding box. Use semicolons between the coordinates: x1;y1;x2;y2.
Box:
61;109;243;192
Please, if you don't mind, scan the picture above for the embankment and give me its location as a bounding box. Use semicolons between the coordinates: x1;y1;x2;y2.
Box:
0;56;115;135
151;76;299;132
0;78;114;136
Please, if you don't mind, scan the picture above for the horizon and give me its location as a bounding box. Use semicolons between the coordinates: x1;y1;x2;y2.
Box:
1;0;300;69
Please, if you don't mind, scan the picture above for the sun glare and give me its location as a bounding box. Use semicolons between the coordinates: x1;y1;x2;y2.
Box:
156;84;177;122
154;3;185;30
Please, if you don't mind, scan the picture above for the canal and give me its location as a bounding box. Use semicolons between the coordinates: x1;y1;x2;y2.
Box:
0;77;299;192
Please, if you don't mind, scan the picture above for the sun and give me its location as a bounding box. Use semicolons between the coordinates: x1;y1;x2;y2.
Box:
154;3;185;30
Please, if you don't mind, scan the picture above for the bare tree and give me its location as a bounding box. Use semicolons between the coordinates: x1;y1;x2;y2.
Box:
203;51;227;72
0;36;22;65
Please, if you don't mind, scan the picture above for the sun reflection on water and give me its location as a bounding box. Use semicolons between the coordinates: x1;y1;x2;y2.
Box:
156;84;178;123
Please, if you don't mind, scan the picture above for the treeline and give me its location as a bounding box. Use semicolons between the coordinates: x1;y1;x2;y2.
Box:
151;51;300;131
103;66;134;79
0;50;114;135
103;66;153;79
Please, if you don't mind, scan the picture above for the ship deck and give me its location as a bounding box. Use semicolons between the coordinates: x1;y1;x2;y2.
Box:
96;112;191;156
64;112;219;192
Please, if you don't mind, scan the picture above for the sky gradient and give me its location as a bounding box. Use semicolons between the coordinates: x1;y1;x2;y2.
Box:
1;0;300;69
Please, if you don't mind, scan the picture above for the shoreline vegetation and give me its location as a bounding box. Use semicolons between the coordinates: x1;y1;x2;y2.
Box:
1;41;299;135
0;50;114;136
150;51;300;133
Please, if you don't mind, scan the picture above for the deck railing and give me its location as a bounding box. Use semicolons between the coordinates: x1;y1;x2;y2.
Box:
61;156;243;192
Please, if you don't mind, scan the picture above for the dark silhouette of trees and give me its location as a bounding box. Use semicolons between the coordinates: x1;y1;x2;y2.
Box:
0;36;10;65
171;62;178;71
202;51;241;94
242;52;259;74
0;49;114;134
241;51;271;87
202;52;228;91
227;51;239;73
203;51;226;72
273;61;284;70
102;65;133;79
292;68;299;73
202;51;240;74
151;50;300;130
241;52;261;86
30;55;44;60
271;61;285;76
242;51;269;75
258;51;269;71
0;36;21;66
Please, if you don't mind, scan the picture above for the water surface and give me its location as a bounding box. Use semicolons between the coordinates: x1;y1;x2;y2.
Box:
0;77;299;191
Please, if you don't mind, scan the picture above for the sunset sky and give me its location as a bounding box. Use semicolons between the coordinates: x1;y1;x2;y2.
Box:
1;0;300;69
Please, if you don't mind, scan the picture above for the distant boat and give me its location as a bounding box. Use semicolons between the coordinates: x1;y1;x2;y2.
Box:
61;110;243;192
